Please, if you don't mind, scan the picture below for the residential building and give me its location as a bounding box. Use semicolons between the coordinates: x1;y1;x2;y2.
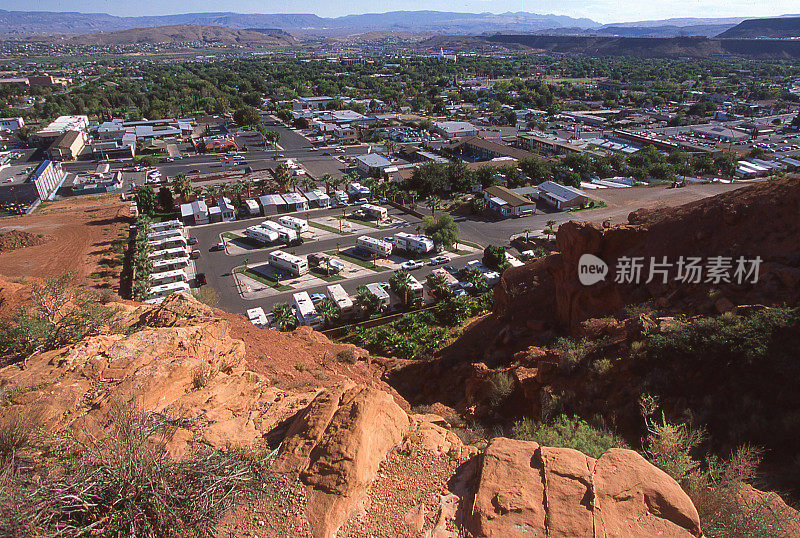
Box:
292;96;334;111
218;197;236;221
537;181;588;210
516;133;584;155
0;117;24;131
180;200;209;225
483;185;537;217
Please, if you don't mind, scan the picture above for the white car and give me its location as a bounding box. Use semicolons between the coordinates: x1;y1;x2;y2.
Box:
399;260;424;271
428;255;450;266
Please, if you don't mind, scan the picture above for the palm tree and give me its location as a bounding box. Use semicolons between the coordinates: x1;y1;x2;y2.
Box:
299;176;316;193
243;180;253;198
384;139;397;156
425;195;442;217
461;266;486;294
390;270;413;306
321;173;333;195
315;297;340;328
354;285;381;318
544;219;557;241
192;186;205;201
427;271;451;299
274;165;292;193
172;173;191;200
271;303;297;331
523;228;532;242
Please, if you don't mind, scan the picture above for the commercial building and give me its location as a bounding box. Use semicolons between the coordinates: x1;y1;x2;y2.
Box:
515;133;584;155
0;117;24;131
451;136;537;162
48;130;86;160
356;153;393;176
483;185;537;217
32;115;89;145
690;125;750;143
434;121;479;139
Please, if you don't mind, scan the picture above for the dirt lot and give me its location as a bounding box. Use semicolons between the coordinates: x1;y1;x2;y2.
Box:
0;194;131;292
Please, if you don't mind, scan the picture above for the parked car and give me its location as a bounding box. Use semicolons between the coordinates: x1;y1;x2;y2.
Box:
195;273;206;286
188;236;198;245
443;265;458;274
322;151;332;156
452;288;468;297
212;242;224;252
428;255;450;266
309;293;326;304
399;260;424;271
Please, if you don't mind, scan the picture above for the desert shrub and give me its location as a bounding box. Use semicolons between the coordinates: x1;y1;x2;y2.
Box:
0;411;37;466
192;364;217;390
336;348;357;364
0;405;270;537
511;414;623;458
191;287;220;308
553;336;592;374
487;371;515;410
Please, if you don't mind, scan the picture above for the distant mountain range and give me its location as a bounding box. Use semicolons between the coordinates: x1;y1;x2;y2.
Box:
37;25;296;46
0;9;798;42
717;16;800;39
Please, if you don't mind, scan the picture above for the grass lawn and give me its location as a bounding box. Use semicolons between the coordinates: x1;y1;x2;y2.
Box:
234;266;294;291
446;246;472;255
309;221;352;235
456;240;482;250
310;267;345;282
222;232;272;250
325;250;390;272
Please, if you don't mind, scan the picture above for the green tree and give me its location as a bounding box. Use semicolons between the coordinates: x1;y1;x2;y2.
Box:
135;186;158;216
483;245;510;271
427;271;452;299
158;186;173;212
172;173;191;200
354;285;382;318
390;270;413;306
315;297;341;328
461;266;486;294
233;106;261;127
271;303;297;331
423;213;460;251
425;195;441;217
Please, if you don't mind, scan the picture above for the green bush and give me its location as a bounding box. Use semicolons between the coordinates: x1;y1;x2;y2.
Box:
511;415;623;458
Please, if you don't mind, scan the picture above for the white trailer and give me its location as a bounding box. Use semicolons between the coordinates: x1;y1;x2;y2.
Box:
148;234;187;251
355;235;393;258
268;249;308;276
245;199;260;216
246;307;269;329
365;283;391;312
277;215;309;233
393;232;435;255
146;281;190;303
152;256;189;272
150;219;183;233
243;225;279;245
427;268;459;292
362;204;388;222
405;275;424;306
147;228;184;241
261;220;299;244
326;284;354;318
148;246;188;261
293;291;322;328
148;268;188;286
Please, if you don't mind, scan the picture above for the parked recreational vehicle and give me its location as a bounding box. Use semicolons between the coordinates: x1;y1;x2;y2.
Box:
148;269;188;286
293;291;322;328
277;215;309;233
365;282;391;312
361;204;388;222
355;235;393;258
427;268;459;295
393;232;435;255
326;284;354;318
261;220;299;244
147;228;184;242
405;275;424;307
268;249;308;277
150;219;182;233
151;256;189;272
246;307;269;329
148;234;187;251
243;225;279;245
148;246;188;261
464;260;501;287
146;281;190;303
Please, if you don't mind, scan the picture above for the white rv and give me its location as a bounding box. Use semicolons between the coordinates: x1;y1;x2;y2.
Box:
365;283;391;312
277;215;309;233
393;232;435;255
246;307;269;329
243;225;279;245
361;204;388;222
326;284;354;318
146;281;190;303
293;291;322;328
261;220;299;244
148;268;188;286
268;249;308;276
355;235;393;258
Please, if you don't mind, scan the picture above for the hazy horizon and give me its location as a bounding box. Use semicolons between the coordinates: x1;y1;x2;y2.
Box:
7;1;800;25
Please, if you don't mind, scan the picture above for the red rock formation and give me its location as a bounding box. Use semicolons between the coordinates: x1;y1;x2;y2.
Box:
468;437;702;537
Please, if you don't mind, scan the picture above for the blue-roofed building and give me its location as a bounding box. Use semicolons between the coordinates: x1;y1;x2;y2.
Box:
537;181;589;210
356;153;392;177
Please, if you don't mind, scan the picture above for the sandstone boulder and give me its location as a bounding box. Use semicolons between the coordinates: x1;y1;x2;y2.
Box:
468;437;701;538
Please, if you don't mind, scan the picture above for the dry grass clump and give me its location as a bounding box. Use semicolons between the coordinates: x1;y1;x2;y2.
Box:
0;403;272;537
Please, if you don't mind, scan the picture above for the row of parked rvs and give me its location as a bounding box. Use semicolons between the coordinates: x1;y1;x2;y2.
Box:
243;216;309;246
144;219;192;304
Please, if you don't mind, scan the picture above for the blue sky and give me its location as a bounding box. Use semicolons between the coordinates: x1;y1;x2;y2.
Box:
10;0;800;24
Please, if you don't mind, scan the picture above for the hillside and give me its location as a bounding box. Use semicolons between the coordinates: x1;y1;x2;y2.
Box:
420;33;800;59
717;16;800;38
59;25;295;46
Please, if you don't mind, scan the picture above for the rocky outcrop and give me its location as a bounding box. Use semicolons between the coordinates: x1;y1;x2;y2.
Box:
274;384;410;538
468;437;701;537
496;178;800;328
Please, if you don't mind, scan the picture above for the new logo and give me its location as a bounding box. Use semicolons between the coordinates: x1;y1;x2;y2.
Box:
578;254;608;286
